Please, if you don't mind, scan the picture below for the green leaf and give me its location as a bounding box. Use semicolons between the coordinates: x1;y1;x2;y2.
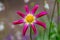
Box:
49;21;57;39
56;35;60;40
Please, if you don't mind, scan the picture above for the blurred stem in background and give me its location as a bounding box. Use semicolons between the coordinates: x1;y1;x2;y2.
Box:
56;0;60;40
49;0;57;40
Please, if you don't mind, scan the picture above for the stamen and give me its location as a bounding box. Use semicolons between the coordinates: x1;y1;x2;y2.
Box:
24;14;35;24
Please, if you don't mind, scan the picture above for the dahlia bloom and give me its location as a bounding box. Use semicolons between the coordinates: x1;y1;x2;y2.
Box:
13;5;47;36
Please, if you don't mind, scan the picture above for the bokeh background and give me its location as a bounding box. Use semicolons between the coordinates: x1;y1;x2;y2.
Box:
0;0;60;40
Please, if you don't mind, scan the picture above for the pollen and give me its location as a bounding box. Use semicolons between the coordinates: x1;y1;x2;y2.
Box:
25;14;35;24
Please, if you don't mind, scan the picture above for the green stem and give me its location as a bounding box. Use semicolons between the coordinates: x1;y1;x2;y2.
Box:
49;0;57;40
30;27;32;40
43;30;46;40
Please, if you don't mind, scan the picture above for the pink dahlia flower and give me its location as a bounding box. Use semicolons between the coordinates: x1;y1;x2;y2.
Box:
13;5;47;36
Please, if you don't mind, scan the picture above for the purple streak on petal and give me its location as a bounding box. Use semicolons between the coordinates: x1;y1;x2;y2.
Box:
13;19;24;25
24;5;29;13
31;24;37;34
17;11;25;18
32;5;39;14
35;20;46;29
22;24;28;36
36;11;47;18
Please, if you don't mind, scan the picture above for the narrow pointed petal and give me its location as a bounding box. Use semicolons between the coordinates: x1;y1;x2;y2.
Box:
17;11;25;18
36;11;47;18
13;19;24;25
35;20;46;29
32;5;39;14
31;24;37;34
22;24;28;36
24;5;29;13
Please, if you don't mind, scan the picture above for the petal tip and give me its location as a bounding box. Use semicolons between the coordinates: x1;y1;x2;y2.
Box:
12;21;16;25
40;11;47;15
24;5;29;13
32;4;39;14
35;4;39;7
16;11;25;18
43;24;46;29
16;11;20;14
24;5;28;7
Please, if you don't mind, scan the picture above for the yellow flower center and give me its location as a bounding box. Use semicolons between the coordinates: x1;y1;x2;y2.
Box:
25;14;35;24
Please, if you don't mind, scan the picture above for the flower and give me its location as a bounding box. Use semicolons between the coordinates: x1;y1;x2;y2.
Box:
44;1;49;10
0;22;4;31
24;0;30;3
13;5;47;36
0;2;5;12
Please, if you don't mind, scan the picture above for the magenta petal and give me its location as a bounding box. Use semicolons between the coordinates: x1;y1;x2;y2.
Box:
31;24;37;34
22;24;28;36
13;19;24;25
35;20;46;29
17;11;25;18
24;5;29;13
36;11;47;18
32;5;39;14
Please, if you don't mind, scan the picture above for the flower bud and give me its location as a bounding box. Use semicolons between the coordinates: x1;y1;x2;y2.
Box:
24;0;30;3
44;1;49;10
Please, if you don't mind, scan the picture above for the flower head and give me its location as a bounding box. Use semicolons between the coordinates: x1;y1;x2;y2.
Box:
13;5;47;36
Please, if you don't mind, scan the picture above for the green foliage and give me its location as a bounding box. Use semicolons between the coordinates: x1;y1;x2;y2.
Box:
30;2;35;7
57;0;60;2
35;21;58;40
